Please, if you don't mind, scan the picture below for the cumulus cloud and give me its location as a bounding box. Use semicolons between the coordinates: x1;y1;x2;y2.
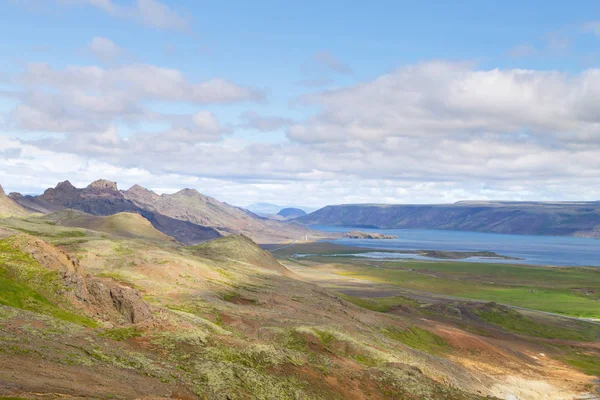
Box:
3;61;262;134
21;63;262;104
58;0;189;31
5;60;600;205
86;36;124;62
288;61;600;144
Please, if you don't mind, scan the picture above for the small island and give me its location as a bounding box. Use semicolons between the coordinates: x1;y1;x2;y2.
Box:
343;230;397;239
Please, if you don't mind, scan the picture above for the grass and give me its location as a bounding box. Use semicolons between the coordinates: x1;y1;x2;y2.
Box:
381;326;448;355
559;352;600;377
473;304;600;341
337;293;421;312
0;238;97;327
323;259;600;318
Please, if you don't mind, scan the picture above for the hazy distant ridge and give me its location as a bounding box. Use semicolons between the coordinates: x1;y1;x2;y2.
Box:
295;201;600;237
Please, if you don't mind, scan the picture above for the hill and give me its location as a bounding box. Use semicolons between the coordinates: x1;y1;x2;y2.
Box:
0;185;30;218
295;202;600;237
41;210;173;241
190;234;291;275
277;207;307;219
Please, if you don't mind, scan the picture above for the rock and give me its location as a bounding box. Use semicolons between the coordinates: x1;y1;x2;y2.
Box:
86;279;152;324
342;230;397;239
87;179;118;191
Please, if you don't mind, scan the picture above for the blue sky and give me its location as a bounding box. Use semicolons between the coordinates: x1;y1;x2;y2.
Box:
1;0;600;207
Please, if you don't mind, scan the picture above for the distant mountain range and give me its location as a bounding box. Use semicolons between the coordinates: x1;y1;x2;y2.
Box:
245;203;316;217
294;201;600;238
277;208;307;219
3;179;310;244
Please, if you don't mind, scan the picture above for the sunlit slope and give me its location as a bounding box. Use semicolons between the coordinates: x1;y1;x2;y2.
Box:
42;209;173;241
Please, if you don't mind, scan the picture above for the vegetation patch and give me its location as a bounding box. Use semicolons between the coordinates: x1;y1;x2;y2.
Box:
337;293;420;312
0;238;96;327
381;326;448;355
473;303;600;341
220;291;257;305
558;349;600;377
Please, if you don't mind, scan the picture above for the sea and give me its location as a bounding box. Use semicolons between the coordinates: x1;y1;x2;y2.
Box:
311;225;600;267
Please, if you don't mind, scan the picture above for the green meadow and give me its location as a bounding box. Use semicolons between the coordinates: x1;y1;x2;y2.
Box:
293;252;600;319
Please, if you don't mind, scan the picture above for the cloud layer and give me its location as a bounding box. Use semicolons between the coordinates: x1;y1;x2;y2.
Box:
3;53;600;205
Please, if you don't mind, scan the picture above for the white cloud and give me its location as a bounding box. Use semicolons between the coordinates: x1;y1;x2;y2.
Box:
58;0;189;31
87;36;124;62
5;61;600;205
2;61;262;135
288;61;600;144
21;63;263;104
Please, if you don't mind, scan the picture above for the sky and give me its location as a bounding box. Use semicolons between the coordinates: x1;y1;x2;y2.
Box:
1;0;600;207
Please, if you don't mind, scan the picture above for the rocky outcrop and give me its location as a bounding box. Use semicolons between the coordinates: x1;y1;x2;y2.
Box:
87;179;118;191
10;234;152;325
342;230;397;239
86;279;152;324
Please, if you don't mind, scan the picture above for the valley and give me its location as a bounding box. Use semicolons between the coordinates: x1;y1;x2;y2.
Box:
0;182;599;399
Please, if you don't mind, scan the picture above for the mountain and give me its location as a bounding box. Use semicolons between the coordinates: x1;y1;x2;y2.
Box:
0;185;30;218
295;201;600;237
10;180;221;244
9;180;310;244
246;203;318;217
277;207;307;219
123;185;310;243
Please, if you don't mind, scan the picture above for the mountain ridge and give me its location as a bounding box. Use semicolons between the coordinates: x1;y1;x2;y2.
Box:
294;202;600;237
7;179;310;244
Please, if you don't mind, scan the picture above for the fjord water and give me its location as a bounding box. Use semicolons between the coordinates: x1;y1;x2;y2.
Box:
313;226;600;267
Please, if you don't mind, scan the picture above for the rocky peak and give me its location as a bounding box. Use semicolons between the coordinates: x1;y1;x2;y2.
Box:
124;184;160;204
0;185;5;197
8;192;23;199
175;188;202;197
56;180;76;190
127;184;156;196
42;180;79;199
87;179;118;191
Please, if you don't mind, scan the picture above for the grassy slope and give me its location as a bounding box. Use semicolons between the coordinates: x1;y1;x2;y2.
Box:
0;196;30;219
0;220;495;400
0;237;96;327
40;210;172;241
